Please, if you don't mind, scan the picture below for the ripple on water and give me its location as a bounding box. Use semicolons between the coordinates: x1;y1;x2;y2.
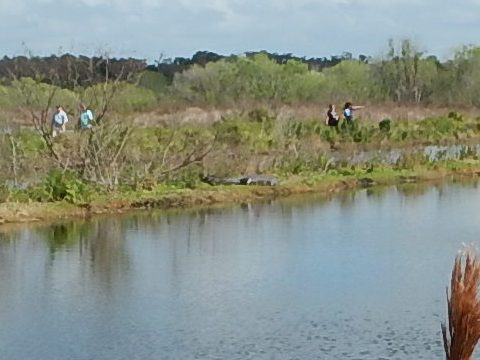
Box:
159;313;443;360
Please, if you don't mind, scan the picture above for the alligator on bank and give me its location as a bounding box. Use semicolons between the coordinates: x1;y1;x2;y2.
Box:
202;175;279;186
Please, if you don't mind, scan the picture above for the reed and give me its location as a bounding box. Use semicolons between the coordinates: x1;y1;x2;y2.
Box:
442;248;480;360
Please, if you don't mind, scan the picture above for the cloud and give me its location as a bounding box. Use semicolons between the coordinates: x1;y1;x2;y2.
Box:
0;0;26;15
60;0;167;10
0;0;479;60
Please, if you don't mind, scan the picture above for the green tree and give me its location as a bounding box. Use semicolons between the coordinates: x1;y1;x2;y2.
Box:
323;60;373;103
436;46;480;106
371;39;438;103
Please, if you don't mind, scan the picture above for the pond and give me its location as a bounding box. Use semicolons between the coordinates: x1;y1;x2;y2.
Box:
1;181;480;359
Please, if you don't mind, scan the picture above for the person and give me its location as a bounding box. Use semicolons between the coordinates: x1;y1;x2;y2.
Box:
325;104;339;127
51;105;69;137
78;104;94;129
343;102;365;124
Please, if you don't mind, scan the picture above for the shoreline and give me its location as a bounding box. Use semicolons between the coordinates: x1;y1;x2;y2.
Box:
1;163;479;230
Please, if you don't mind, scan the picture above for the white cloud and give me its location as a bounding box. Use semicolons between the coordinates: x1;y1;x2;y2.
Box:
0;0;479;59
176;0;238;23
0;0;26;14
72;0;166;10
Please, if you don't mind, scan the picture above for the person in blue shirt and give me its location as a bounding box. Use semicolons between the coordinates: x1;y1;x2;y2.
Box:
343;102;364;124
78;104;94;129
51;105;69;137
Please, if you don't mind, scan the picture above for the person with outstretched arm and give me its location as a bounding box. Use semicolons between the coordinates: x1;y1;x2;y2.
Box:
343;102;365;124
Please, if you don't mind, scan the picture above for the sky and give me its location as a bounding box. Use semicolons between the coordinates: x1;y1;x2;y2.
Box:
1;0;479;62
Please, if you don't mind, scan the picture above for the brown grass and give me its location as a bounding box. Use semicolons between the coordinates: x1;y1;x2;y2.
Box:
442;247;480;360
6;103;480;128
129;104;480;127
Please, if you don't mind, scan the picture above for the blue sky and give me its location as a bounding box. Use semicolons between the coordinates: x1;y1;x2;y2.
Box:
1;0;479;61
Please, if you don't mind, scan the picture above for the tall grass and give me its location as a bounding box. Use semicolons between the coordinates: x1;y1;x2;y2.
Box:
442;247;480;360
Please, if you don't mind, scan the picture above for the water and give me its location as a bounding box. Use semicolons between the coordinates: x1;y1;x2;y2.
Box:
1;181;480;360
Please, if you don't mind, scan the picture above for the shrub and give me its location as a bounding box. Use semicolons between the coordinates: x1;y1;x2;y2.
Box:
41;169;91;204
379;118;391;133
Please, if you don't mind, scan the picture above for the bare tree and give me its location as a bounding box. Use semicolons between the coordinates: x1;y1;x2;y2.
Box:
79;117;132;189
73;51;139;124
9;74;63;161
6;50;142;188
6;132;19;187
133;121;216;188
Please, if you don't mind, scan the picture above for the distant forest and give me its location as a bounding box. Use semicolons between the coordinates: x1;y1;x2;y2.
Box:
0;50;365;86
1;40;480;109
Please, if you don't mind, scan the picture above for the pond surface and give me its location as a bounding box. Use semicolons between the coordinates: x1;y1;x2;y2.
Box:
1;181;480;360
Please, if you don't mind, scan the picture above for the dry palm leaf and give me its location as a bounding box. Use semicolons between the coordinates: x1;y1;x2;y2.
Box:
442;247;480;360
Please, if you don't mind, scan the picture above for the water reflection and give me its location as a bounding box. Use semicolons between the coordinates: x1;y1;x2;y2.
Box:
365;186;388;200
396;182;432;198
1;181;480;359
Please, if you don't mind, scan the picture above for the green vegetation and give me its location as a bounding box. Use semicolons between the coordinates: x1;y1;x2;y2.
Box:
2;39;480;224
1;108;480;208
3;40;480;114
158;41;480;108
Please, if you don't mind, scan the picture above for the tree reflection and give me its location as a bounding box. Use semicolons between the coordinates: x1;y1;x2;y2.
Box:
396;183;430;199
39;217;131;294
44;222;89;255
365;186;388;200
0;230;18;300
336;190;357;208
81;218;131;292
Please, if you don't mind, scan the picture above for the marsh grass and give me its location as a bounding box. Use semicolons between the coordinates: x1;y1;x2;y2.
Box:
2;107;480;205
442;247;480;360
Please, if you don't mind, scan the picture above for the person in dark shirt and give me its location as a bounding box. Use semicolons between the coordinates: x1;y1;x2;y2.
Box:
326;104;339;127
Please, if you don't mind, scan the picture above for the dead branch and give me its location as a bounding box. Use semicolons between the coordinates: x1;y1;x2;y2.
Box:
79;119;133;189
6;133;18;187
159;143;213;176
9;70;61;161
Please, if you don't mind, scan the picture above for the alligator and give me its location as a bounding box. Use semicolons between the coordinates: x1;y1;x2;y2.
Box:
202;175;279;186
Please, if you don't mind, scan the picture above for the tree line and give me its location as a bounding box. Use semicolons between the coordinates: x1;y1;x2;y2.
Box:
1;39;480;110
154;40;480;108
0;50;358;87
0;54;145;88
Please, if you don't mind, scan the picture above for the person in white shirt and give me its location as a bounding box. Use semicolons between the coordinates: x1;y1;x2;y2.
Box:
52;105;69;137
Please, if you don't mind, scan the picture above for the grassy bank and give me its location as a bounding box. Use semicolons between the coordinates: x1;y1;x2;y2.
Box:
2;103;480;227
1;159;479;226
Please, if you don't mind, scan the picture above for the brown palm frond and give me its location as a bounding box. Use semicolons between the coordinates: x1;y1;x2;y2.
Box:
442;247;480;360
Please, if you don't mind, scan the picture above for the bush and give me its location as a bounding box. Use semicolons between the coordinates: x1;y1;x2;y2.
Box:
164;166;203;189
41;169;91;204
112;83;159;112
379;118;391;133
